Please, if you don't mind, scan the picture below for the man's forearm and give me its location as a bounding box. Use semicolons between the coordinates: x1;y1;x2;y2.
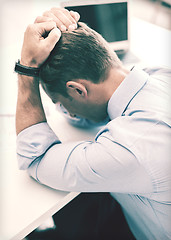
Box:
16;74;46;135
15;13;77;135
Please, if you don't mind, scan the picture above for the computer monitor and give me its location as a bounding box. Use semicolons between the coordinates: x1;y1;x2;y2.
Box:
60;0;129;51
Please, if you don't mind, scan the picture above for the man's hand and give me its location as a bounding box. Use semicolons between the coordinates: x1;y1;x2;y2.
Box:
16;21;62;134
21;21;61;68
35;7;80;32
16;8;80;135
21;8;80;68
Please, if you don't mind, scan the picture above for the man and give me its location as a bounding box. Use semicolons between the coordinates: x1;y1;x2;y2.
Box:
15;8;171;240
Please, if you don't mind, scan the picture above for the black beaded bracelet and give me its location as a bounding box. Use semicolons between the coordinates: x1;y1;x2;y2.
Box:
14;60;40;77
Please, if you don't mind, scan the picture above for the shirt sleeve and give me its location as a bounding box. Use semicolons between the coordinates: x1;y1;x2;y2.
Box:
17;122;152;193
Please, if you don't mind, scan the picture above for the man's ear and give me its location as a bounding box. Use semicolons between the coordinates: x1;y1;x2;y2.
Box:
66;81;88;99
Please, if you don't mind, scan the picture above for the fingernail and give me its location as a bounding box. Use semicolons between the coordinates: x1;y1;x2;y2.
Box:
61;25;66;31
68;24;75;31
56;28;61;36
74;12;80;21
72;23;77;29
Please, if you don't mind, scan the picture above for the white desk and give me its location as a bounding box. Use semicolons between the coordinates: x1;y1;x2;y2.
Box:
0;109;100;240
0;15;170;240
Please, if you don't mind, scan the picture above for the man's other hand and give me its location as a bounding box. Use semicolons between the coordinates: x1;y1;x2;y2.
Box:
21;22;61;68
34;7;80;32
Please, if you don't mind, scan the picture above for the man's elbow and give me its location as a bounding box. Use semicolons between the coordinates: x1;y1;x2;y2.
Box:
17;153;35;170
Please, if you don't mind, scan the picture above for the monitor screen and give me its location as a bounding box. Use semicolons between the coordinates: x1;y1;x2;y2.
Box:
65;2;128;43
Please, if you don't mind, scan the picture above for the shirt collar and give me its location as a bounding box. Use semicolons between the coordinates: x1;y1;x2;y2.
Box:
107;67;149;120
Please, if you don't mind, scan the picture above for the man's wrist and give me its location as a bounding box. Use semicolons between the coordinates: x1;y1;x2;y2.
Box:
20;58;39;68
14;60;40;77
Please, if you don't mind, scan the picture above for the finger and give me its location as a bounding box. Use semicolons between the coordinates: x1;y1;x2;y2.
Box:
34;16;53;24
70;10;80;22
43;27;61;51
43;11;67;31
51;7;77;24
37;21;58;37
50;8;77;30
62;8;80;23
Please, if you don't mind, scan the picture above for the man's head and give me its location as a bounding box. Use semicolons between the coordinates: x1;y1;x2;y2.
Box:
40;22;125;122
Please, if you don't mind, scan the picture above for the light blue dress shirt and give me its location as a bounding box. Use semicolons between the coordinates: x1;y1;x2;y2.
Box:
17;67;171;240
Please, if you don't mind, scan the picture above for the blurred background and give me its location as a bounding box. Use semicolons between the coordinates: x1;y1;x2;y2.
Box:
132;0;171;30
